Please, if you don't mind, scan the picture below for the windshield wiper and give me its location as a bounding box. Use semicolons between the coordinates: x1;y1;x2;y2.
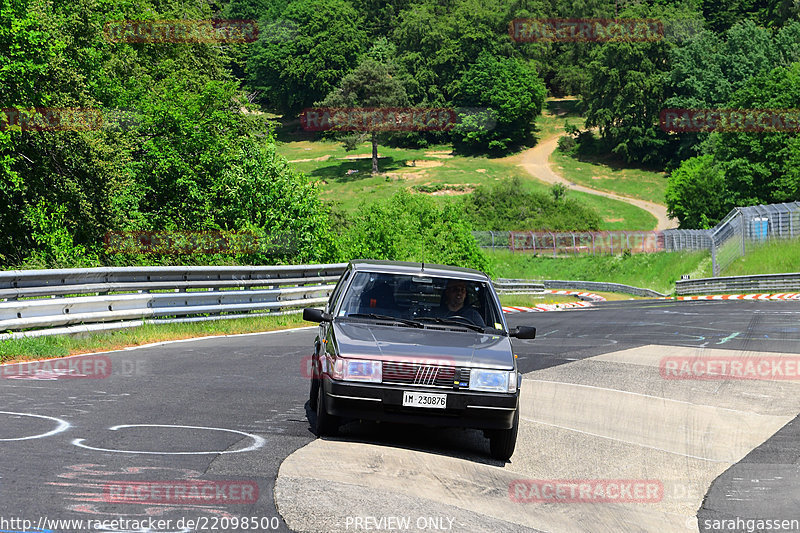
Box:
346;313;425;328
416;316;486;332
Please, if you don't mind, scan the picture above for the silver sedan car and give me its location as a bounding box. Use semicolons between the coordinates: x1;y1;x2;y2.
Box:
303;259;536;461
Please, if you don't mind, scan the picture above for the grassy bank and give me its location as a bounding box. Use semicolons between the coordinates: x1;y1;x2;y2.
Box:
486;249;712;294
551;149;668;205
722;238;800;276
0;313;309;363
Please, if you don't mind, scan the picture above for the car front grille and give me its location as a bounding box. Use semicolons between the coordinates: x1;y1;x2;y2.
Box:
382;361;457;389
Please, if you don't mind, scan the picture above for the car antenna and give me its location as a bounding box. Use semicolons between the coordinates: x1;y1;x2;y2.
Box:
421;262;424;271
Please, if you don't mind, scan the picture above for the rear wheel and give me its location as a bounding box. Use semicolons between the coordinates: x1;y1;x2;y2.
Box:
489;408;519;461
315;379;340;437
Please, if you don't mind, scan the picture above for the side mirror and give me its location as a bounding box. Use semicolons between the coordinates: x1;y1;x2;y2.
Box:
510;326;536;339
303;308;332;323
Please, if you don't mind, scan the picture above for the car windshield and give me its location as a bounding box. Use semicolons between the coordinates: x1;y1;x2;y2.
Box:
336;271;504;332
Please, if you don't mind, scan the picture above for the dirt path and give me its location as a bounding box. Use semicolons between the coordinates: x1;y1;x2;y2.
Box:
511;135;675;231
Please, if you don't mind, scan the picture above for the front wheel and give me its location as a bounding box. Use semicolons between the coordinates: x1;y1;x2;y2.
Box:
315;379;340;437
488;408;519;461
309;357;320;410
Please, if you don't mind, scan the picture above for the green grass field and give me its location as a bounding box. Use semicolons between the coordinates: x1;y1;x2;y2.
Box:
486;248;712;294
273;97;659;230
722;237;800;276
278;151;656;230
551;149;668;205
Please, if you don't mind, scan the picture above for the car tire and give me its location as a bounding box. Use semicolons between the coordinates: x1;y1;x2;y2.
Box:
315;379;339;437
489;408;519;461
309;358;320;410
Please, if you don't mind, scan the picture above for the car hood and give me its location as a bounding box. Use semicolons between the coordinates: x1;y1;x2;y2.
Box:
331;321;514;369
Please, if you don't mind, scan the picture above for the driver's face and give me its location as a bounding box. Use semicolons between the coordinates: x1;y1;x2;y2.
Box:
445;282;467;308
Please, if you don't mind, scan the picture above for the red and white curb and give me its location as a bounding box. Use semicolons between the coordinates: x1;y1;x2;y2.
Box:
678;293;800;301
543;289;607;302
503;301;593;313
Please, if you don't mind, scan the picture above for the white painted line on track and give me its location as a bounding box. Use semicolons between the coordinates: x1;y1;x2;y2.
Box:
71;423;266;455
519;416;728;463
522;379;762;415
0;411;71;441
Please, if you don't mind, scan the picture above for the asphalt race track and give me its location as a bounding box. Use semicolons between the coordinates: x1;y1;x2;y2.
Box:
1;299;798;533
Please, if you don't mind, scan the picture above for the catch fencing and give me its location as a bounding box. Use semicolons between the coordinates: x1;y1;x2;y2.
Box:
663;202;800;275
474;201;800;276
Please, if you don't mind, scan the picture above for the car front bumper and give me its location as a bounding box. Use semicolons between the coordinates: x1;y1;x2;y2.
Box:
322;376;519;430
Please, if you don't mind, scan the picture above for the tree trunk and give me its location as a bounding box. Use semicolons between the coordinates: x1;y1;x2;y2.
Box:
371;132;379;175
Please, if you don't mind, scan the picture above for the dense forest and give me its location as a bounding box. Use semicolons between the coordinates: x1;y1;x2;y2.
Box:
1;0;798;270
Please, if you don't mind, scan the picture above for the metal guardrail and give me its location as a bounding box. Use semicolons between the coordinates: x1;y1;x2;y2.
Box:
493;280;546;294
0;264;675;341
675;273;800;295
0;264;348;339
496;279;668;298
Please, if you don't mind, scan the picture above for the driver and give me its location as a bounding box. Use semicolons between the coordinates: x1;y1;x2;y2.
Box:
437;279;485;327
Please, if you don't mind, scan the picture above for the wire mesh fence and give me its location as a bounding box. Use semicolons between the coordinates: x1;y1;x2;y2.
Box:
472;201;800;276
708;202;800;275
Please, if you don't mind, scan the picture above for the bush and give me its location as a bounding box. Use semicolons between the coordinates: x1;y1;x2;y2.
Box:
557;135;576;153
335;190;491;274
463;177;601;231
665;154;731;229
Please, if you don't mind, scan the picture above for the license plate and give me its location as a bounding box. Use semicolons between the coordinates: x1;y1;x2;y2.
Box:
402;391;447;409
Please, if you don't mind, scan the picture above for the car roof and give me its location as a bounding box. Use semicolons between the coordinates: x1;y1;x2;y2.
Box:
348;259;490;282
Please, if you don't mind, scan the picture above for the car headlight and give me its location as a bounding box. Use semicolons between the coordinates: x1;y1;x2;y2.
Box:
331;358;382;383
469;368;517;393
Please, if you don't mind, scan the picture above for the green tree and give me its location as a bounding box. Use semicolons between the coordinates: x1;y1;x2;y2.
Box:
715;62;800;206
582;3;705;166
0;0;338;267
319;57;408;174
451;53;546;154
392;0;518;106
246;0;368;114
665;154;730;228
